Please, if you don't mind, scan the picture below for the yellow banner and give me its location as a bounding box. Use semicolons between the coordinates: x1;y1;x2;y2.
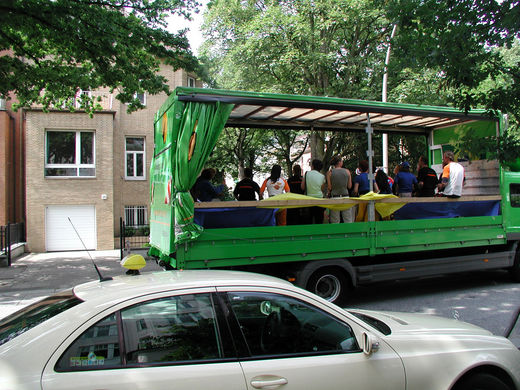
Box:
259;192;405;218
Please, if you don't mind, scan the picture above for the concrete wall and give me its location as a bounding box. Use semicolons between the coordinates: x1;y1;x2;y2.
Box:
25;111;115;251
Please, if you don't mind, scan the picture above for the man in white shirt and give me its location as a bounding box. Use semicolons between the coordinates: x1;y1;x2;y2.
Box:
437;151;465;198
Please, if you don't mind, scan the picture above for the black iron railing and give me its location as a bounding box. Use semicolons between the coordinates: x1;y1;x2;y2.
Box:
1;222;25;266
120;218;150;259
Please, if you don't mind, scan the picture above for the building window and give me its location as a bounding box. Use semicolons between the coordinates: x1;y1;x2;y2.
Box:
134;92;146;106
125;137;145;179
511;184;520;208
124;206;147;227
45;130;95;177
75;90;92;109
187;76;196;87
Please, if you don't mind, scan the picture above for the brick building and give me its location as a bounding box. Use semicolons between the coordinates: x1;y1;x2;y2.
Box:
24;65;201;252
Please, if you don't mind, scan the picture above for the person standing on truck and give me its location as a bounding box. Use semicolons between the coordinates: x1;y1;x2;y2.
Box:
287;164;305;225
302;159;326;224
416;156;438;197
353;160;378;221
438;151;465;198
353;160;378;196
375;169;392;194
260;164;290;225
326;155;353;223
234;168;262;201
192;168;226;202
393;161;418;197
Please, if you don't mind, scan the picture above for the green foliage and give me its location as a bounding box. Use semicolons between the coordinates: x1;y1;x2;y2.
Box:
124;225;150;237
384;0;520;116
202;0;391;98
453;119;520;165
0;0;200;113
497;124;520;166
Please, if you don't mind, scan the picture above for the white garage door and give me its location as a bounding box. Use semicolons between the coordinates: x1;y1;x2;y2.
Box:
46;205;97;251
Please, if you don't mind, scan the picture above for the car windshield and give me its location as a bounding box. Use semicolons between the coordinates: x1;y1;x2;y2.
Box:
0;290;83;347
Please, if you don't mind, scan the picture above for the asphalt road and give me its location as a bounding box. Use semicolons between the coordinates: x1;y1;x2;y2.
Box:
348;270;520;347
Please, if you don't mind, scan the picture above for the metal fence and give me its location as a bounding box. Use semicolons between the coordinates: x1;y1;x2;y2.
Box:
1;222;25;266
119;218;150;259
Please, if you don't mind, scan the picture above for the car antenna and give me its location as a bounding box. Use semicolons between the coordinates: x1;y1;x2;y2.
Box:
68;217;113;282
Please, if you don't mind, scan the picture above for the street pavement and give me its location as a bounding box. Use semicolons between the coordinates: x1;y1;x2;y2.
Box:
0;249;162;319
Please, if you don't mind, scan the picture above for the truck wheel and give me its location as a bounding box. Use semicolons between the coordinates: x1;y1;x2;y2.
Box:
509;246;520;282
453;373;512;390
307;267;351;306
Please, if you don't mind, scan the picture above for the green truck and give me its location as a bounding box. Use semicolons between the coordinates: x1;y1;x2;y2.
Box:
149;87;520;303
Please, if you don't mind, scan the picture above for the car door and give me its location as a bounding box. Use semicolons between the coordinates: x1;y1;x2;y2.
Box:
220;288;405;390
42;289;246;390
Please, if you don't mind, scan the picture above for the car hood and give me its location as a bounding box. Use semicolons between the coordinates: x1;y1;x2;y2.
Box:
347;309;493;337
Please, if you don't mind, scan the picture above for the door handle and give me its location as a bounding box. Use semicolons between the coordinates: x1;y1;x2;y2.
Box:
251;376;288;389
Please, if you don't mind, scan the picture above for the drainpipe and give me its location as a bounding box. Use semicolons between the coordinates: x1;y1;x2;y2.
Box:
0;99;16;222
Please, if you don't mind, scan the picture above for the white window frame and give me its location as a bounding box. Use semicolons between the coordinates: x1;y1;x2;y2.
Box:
45;130;96;178
124;205;148;227
75;90;92;109
134;92;146;106
125;136;146;180
187;76;196;87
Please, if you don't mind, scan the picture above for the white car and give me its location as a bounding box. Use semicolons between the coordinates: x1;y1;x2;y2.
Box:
0;270;518;390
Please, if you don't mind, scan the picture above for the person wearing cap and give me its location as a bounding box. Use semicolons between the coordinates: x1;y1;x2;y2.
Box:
393;161;417;197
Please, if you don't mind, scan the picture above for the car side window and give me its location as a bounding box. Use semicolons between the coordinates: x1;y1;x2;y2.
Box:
121;293;222;364
55;313;121;371
227;292;359;357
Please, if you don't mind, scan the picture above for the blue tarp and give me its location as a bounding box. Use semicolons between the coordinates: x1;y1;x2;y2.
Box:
194;207;277;228
393;200;500;220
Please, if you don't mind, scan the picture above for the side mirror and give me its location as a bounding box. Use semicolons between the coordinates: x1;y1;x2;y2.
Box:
362;332;380;356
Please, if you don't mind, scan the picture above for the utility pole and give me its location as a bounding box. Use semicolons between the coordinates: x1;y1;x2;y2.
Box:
382;24;398;173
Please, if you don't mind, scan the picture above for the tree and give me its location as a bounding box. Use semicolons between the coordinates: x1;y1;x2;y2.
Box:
202;0;391;98
206;127;273;179
201;0;397;169
0;0;200;113
384;0;520;116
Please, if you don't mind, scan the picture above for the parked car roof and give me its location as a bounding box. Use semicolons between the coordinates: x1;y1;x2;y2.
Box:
73;269;295;302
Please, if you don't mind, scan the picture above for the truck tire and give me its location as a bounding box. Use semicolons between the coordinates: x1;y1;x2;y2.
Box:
510;246;520;282
306;267;352;306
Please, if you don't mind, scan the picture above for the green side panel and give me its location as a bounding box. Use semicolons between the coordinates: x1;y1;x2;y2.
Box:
501;170;520;233
175;216;506;269
373;216;505;255
176;222;373;269
433;149;443;165
432;120;496;145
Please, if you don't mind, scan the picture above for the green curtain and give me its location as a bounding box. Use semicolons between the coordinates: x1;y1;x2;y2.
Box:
172;101;234;244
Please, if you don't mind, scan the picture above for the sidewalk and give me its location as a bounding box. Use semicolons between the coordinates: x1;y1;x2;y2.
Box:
0;249;162;319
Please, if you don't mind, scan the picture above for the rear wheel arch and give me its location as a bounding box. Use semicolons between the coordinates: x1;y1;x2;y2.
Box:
296;260;356;305
450;365;516;390
509;240;520;282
